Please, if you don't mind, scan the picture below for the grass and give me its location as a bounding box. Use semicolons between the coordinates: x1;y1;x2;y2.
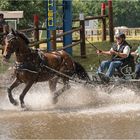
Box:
0;39;140;73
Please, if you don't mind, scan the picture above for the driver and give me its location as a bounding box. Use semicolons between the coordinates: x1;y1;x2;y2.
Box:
96;32;133;83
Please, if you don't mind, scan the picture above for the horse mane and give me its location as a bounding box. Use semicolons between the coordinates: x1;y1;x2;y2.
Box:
16;31;30;45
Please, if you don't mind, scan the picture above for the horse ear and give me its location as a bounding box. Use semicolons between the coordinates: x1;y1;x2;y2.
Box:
11;28;16;36
15;30;19;35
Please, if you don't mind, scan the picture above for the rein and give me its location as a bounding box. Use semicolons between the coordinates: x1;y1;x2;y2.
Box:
14;66;38;74
13;61;97;90
75;31;101;65
41;64;94;87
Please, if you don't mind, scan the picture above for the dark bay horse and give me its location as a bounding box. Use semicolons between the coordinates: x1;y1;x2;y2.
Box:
2;30;90;108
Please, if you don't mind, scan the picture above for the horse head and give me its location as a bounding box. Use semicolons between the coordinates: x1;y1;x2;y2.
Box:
2;29;17;61
2;29;30;62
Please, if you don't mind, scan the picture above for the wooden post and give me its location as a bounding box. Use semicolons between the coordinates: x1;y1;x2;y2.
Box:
50;30;56;51
134;29;137;36
79;13;86;58
101;3;106;41
108;0;114;42
34;15;39;48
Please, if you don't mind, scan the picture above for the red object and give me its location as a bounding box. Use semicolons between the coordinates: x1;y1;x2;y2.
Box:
101;3;106;10
101;3;106;15
108;0;112;7
34;15;39;25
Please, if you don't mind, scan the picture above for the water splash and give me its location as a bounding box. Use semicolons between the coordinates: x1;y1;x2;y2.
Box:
0;73;140;112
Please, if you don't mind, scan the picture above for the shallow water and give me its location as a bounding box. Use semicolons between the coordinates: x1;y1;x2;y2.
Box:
0;79;140;139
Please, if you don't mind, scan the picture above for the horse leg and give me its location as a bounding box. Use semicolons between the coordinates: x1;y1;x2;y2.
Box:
62;78;71;91
19;82;34;108
53;78;71;104
7;78;21;106
48;76;59;93
48;76;60;104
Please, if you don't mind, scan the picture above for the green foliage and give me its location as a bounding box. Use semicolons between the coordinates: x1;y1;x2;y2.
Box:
72;0;140;27
113;0;140;27
72;0;101;19
0;0;46;28
0;0;140;28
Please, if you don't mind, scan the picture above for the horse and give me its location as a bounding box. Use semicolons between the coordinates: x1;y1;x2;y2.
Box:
2;29;91;108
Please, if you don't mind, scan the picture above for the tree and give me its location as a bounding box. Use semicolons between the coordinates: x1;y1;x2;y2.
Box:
0;0;140;28
0;0;46;28
113;0;140;27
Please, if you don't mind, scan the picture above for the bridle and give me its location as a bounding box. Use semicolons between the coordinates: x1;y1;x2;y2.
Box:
3;34;17;59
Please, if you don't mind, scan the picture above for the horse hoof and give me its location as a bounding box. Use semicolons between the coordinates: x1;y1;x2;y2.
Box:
12;100;19;106
21;107;29;111
66;85;71;90
52;97;58;104
21;103;26;109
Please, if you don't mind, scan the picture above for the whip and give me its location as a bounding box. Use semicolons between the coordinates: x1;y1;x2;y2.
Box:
75;31;102;65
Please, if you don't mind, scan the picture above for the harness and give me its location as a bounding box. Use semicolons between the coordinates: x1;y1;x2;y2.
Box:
50;51;74;74
14;49;45;72
14;61;39;74
14;49;67;75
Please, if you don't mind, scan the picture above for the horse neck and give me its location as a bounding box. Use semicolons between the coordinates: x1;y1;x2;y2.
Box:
15;43;31;62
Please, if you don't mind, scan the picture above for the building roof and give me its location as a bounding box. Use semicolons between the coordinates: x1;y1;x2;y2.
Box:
0;11;23;19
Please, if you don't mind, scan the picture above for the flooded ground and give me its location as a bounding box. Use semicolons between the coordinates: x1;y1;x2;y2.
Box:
1;72;140;139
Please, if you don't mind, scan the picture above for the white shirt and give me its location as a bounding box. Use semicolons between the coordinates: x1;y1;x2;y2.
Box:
110;45;130;56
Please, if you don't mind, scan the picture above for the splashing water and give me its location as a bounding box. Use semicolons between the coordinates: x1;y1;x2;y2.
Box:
1;69;140;113
0;79;140;113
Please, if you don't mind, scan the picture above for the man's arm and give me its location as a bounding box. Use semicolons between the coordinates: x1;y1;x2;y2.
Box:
96;48;112;55
100;50;112;55
109;46;130;58
131;51;137;56
119;46;130;58
113;51;128;58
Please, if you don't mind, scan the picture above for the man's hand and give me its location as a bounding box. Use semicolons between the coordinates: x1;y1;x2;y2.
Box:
110;50;118;55
110;50;120;56
96;50;102;54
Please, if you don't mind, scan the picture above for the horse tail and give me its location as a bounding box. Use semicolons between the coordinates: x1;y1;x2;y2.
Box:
74;61;91;82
